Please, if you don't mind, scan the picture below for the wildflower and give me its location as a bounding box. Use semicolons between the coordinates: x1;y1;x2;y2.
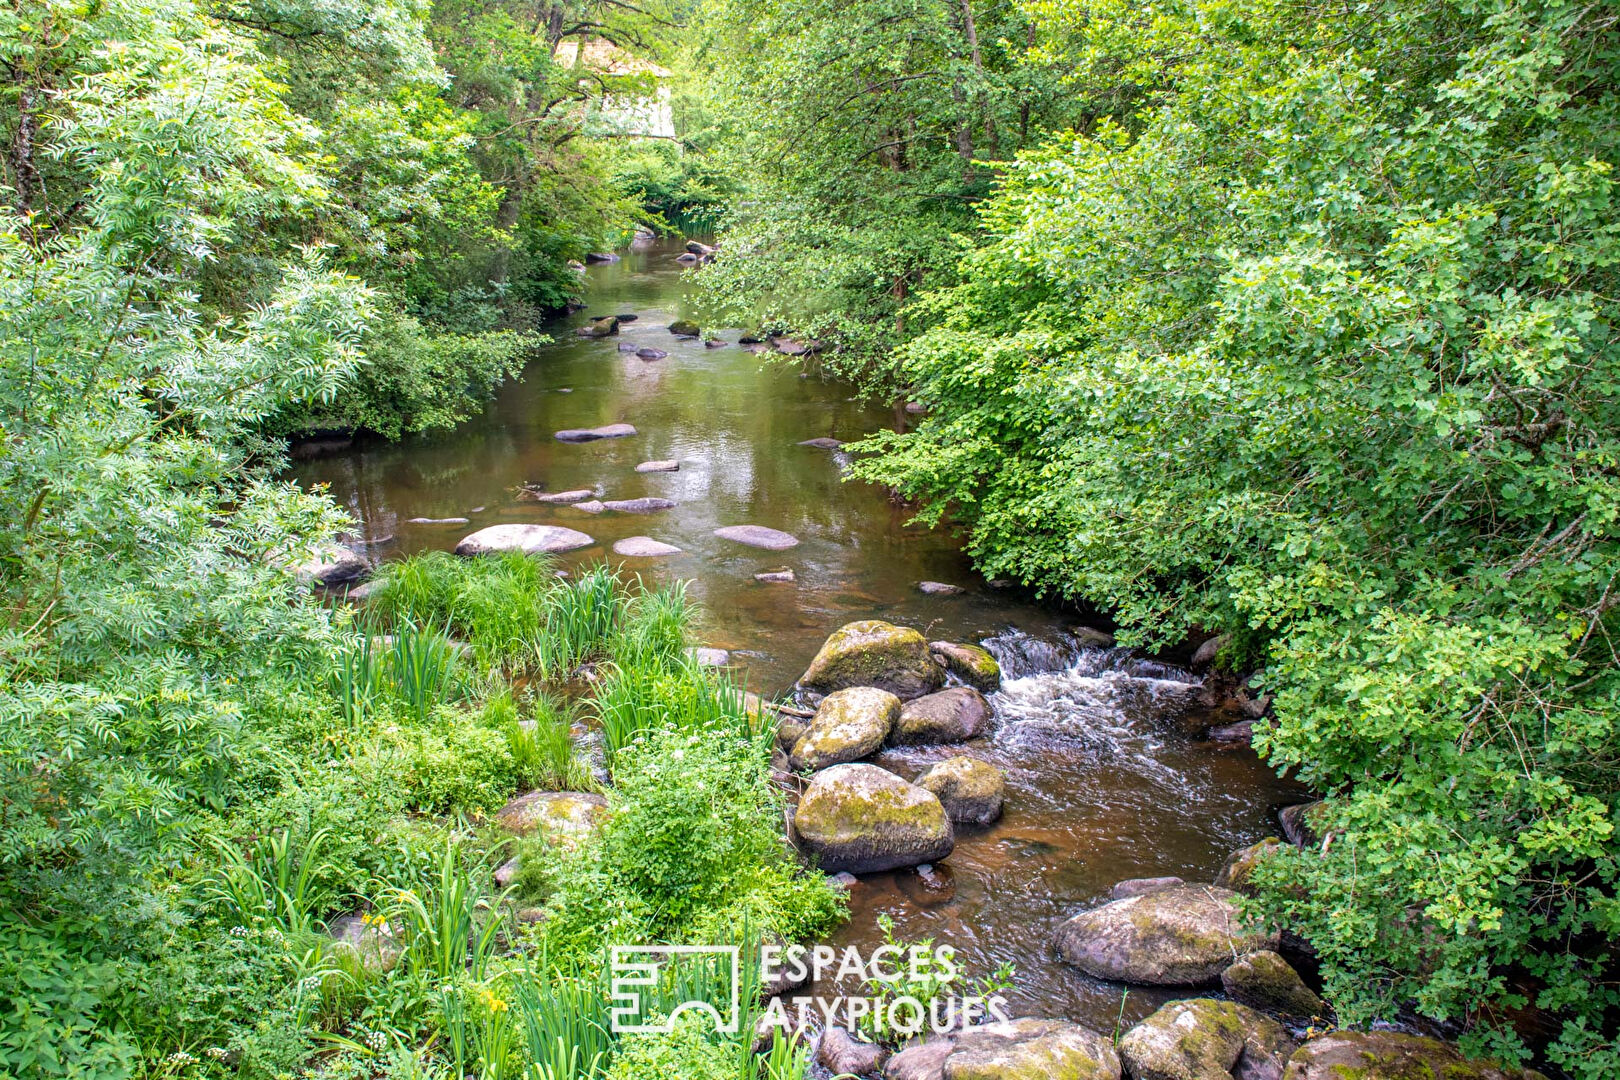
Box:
206;1047;229;1060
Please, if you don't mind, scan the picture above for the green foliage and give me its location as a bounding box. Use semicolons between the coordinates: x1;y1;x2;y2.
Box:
852;0;1620;1068
691;0;1082;395
538;725;846;958
274;311;540;439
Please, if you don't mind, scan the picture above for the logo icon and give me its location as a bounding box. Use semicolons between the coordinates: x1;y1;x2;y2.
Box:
608;945;741;1034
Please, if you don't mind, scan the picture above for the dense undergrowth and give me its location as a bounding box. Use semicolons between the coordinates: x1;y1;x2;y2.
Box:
3;547;844;1077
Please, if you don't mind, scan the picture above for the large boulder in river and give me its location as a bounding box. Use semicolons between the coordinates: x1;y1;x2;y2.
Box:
916;756;1005;826
945;1018;1120;1080
496;791;607;850
456;524;595;556
929;641;1001;692
790;686;900;771
1278;802;1326;847
1053;884;1279;985
1280;1031;1548;1080
1118;998;1295;1080
793;763;953;874
668;318;700;336
894;687;992;745
1221;951;1328;1023
799;620;946;703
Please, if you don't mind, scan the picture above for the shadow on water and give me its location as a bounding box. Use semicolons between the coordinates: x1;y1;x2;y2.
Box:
288;238;1307;1033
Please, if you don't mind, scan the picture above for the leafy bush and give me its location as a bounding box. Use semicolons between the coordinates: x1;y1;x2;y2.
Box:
853;0;1620;1069
273;309;539;439
538;726;845;957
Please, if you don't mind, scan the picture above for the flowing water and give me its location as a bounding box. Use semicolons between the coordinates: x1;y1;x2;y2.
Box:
289;238;1309;1035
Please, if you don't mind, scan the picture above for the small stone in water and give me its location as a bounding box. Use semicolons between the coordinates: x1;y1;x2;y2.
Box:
755;568;795;583
525;489;594;504
687;647;729;667
636;347;668;361
617;342;638;352
408;517;469;525
798;437;843;449
918;581;965;595
554;423;636;442
635;460;679;472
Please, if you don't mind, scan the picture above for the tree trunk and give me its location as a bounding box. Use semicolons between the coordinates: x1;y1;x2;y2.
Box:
959;0;998;158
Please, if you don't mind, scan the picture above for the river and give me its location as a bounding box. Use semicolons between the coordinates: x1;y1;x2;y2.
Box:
290;236;1310;1035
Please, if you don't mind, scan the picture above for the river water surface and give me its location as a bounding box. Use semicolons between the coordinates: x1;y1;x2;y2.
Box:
291;238;1308;1035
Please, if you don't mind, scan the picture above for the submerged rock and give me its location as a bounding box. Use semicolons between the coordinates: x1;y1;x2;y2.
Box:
1280;1031;1547;1080
635;460;680;472
928;641;1001;693
636;347;668;361
1221;950;1328;1023
946;1018;1121;1080
704;338;729;348
1208;721;1255;746
917;581;966;596
1118;998;1295;1080
612;536;682;557
618;341;638;352
793;763;953;874
755;568;796;583
799;620;946;703
583;252;620;264
455;524;596;556
798;437;844;450
571;500;606;514
790;686;901;771
1053;884;1279;985
714;524;801;550
1109;876;1185;900
554;423;637;442
894;687;993;745
1072;625;1117;649
496;791;607;849
916;756;1005;826
408;516;470;525
603;497;676;514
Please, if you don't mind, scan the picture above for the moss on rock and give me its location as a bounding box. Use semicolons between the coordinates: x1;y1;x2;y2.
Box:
790;686;900;770
799;620;946;702
1280;1031;1548;1080
917;755;1006;825
793;763;953;874
928;640;1002;692
1053;884;1279;985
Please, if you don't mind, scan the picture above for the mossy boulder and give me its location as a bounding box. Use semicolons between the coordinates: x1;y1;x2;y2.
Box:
1213;837;1282;894
790;686;901;771
1119;998;1295;1080
1053;884;1279;985
288;541;369;587
1221;951;1327;1023
894;687;993;745
793;763;953;874
496;791;607;850
944;1017;1121;1080
916;756;1006;825
668;318;701;336
1110;877;1185;900
929;641;1002;692
1280;1031;1548;1080
799;620;946;703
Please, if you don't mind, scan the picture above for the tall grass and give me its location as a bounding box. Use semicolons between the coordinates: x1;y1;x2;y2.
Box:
513;966;614;1080
374;551;550;669
330;633;387;725
593;657;764;767
507;693;593;791
204;827;339;935
535;565;626;679
611;579;692;669
387;622;462;720
384;838;508;983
